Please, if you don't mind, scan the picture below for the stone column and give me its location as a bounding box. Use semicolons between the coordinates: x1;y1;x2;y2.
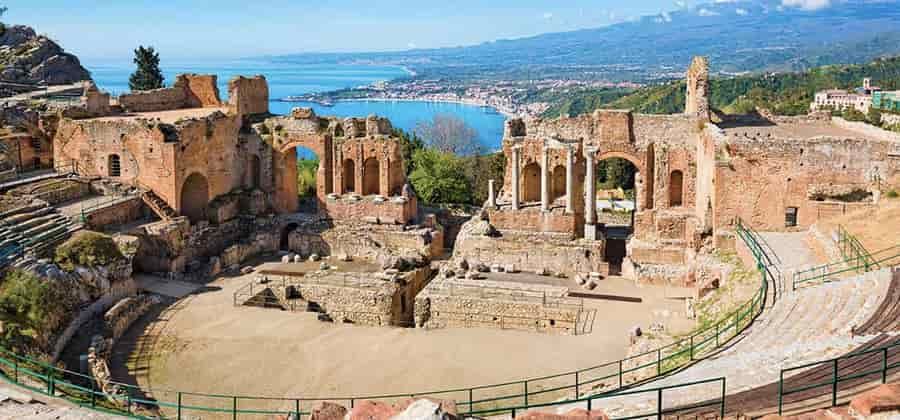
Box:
487;179;497;208
584;147;598;240
540;146;550;211
511;146;521;210
565;146;575;214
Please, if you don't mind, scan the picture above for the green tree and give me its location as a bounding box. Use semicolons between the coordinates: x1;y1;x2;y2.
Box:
842;107;867;122
0;270;57;351
466;152;506;205
297;158;318;198
409;148;472;204
128;46;164;91
393;128;424;175
55;231;125;271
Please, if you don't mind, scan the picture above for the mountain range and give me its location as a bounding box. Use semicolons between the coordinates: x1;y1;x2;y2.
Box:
270;0;900;82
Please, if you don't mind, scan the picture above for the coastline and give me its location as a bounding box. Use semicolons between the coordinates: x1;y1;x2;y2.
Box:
281;96;518;119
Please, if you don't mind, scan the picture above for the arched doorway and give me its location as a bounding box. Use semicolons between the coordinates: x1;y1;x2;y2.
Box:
296;146;319;212
362;157;380;196
280;222;299;251
551;165;566;201
180;173;209;224
522;162;540;202
669;170;684;207
595;156;639;275
342;159;356;193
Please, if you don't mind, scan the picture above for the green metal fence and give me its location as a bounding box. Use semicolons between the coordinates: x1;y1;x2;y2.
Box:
836;225;879;273
0;219;775;419
793;242;900;289
777;339;900;414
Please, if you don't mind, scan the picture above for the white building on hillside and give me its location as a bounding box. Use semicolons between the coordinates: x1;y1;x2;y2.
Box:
810;78;881;114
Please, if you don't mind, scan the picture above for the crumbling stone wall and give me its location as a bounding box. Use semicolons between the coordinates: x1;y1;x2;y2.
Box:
118;74;222;113
284;216;442;261
228;75;269;121
83;197;144;230
415;279;582;334
712;123;900;231
685;56;710;121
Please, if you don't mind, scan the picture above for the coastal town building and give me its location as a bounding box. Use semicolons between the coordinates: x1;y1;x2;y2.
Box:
810;77;882;113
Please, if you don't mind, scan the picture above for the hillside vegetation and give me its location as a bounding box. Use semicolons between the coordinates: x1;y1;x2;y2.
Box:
544;56;900;118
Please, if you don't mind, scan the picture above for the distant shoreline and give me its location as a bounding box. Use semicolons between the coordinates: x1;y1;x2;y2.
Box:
280;97;516;119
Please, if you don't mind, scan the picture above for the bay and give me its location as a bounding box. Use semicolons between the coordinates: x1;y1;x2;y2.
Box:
85;59;506;152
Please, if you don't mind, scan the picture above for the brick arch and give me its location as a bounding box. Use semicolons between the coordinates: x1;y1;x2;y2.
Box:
273;134;333;213
596;151;645;175
362;157;380;195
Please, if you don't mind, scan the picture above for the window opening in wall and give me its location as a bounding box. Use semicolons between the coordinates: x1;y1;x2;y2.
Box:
108;154;121;177
785;207;798;227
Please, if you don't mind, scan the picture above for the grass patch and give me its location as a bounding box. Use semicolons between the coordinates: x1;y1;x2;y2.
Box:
55;231;125;271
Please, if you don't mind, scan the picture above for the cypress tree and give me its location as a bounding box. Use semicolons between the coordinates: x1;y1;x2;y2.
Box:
128;46;164;91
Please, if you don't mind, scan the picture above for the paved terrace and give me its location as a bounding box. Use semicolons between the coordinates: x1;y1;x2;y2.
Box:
93;107;229;124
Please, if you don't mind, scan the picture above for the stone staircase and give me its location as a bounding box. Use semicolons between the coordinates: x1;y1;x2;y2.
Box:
0;201;81;269
140;189;176;221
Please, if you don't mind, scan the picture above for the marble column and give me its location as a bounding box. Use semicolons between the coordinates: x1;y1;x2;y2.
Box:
487;179;496;208
511;146;520;210
540;146;550;211
584;147;598;240
565;147;575;213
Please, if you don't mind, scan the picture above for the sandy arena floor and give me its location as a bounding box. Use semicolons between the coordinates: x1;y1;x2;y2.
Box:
111;262;695;411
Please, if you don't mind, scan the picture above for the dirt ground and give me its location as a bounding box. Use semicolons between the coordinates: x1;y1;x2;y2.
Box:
111;261;695;413
819;197;900;254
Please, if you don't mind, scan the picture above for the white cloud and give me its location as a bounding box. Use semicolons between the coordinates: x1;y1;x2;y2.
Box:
735;7;749;15
674;0;687;9
407;42;417;49
714;0;737;3
698;8;720;16
781;0;831;10
542;12;554;20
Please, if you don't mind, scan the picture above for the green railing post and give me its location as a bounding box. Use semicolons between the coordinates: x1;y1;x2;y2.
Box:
656;387;663;420
468;388;473;413
295;399;301;419
47;372;54;396
523;380;528;406
720;377;727;418
715;322;720;348
233;395;237;420
883;348;889;384
618;359;623;388
777;370;783;415
575;371;580;397
689;335;694;361
177;391;182;420
13;358;17;383
90;380;96;408
832;358;839;407
656;349;661;375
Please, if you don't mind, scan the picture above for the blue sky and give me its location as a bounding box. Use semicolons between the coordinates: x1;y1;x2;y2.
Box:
5;0;682;60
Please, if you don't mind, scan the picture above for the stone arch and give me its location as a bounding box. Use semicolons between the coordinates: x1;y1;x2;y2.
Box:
551;164;566;201
522;162;541;202
108;154;121;177
596;151;651;211
180;172;209;224
342;159;356;193
669;170;684;207
280;222;299;251
363;157;380;196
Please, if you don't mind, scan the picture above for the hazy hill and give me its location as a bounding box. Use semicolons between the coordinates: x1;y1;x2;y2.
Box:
271;0;900;82
0;25;90;85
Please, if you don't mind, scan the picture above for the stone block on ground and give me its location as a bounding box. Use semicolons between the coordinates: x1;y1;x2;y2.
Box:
309;401;348;420
347;400;398;420
517;407;609;419
391;398;456;420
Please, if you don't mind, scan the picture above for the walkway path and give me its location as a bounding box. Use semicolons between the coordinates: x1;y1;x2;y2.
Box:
0;381;122;419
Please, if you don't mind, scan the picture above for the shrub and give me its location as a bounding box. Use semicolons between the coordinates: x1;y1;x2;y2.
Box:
0;270;57;351
886;189;899;199
54;231;125;271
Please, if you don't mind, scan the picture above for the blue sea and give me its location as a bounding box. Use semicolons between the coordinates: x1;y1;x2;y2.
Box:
85;59;506;152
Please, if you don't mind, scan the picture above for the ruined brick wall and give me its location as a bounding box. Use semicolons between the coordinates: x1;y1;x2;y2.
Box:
324;196;415;225
415;280;581;334
172;112;244;214
285;217;440;261
0;133;54;169
685;56;710;121
713;125;900;231
228;75;269;120
487;207;583;235
118;74;223;113
452;218;608;276
84;197;145;230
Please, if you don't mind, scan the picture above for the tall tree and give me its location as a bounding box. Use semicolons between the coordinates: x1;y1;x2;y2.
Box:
413;114;481;156
409;149;472;204
128;46;164;91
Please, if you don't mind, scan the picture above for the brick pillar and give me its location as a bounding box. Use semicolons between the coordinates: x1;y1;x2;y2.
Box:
540;146;550;212
565;146;574;214
511;146;520;210
584;147;597;240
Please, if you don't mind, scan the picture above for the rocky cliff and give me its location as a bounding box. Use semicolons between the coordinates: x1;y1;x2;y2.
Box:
0;24;90;85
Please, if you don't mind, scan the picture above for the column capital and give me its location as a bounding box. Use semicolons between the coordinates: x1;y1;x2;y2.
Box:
583;146;599;159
